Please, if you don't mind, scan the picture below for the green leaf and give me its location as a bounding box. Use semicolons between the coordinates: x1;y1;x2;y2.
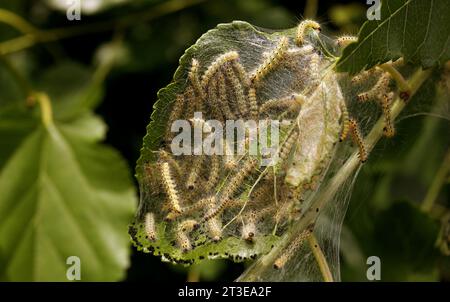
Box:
36;62;104;120
336;0;450;74
370;201;440;281
0;114;136;281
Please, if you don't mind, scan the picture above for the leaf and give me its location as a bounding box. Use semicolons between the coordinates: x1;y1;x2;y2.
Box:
0;113;136;281
36;61;104;120
370;201;440;281
336;0;450;74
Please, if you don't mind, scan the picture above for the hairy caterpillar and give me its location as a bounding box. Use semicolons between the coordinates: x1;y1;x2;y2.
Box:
189;58;205;99
279;127;299;163
204;156;221;192
205;197;223;242
273;227;313;269
357;72;391;102
218;71;237;120
166;94;186;139
348;119;367;163
381;92;395;138
201;51;239;89
251;36;289;86
296;20;321;46
259;94;304;116
339;105;350;142
206;74;225;121
175;228;192;252
160;162;183;213
351;68;382;85
186;156;205;191
203;157;258;222
225;61;248;117
336;35;357;48
241;211;257;242
248;87;258;120
145;212;157;241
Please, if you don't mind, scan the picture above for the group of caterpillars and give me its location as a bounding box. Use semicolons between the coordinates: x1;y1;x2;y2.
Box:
138;20;406;269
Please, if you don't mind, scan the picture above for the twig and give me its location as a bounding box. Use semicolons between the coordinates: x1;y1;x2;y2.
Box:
308;234;333;282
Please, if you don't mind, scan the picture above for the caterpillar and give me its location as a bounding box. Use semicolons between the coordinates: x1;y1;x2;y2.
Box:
241;211;257;242
183;86;198;120
273;227;313;269
381;93;395;138
336;35;357;48
349;119;367;163
201;51;239;89
351;67;382;85
166;94;186;140
309;53;321;87
178;219;199;232
217;71;237;120
159;150;182;177
296;20;321;46
207;74;225;121
144;212;157;241
339;104;350;142
251;36;289;86
203;157;258;222
357;72;391;102
205;197;222;242
259;94;304;116
278;127;299;163
224;139;238;170
160;162;183;213
175;229;192;253
232;60;250;87
248;87;258;120
225;61;248;117
204;156;221;192
189;58;205;99
186;155;205;191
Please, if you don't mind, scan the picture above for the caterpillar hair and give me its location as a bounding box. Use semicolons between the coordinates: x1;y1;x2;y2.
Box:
296;20;321;46
351;67;382;85
259;94;305;116
336;35;358;48
232;60;250;87
205;197;222;242
381;92;395;138
160;162;183;213
241;211;257;242
225;62;248;117
279;127;299;163
178;219;199;233
224;139;238;170
183;86;197;120
251;36;289;86
349;119;367;163
273;228;312;269
144;212;157;241
207;74;225;121
201;51;239;89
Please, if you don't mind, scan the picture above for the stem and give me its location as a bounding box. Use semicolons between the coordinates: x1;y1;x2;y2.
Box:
380;62;410;97
0;0;207;55
308;234;333;282
238;68;432;281
0;8;39;34
30;92;54;127
421;148;450;213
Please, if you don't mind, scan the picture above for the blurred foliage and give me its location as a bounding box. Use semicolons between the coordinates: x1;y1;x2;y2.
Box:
0;0;448;281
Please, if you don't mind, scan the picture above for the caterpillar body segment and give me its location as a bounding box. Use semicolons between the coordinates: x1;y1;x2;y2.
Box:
339;104;350;142
296;20;321;46
166;94;186;140
186;156;205;191
248;87;259;120
357;72;391;103
204;156;221;192
251;36;289;86
217;72;237;120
